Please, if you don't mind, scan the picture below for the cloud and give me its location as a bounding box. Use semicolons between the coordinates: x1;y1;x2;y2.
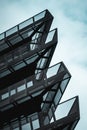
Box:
57;0;87;24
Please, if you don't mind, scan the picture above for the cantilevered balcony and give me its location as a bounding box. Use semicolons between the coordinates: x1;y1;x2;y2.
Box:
0;9;53;56
0;28;57;90
0;62;71;129
0;9;56;90
0;96;80;130
38;96;80;130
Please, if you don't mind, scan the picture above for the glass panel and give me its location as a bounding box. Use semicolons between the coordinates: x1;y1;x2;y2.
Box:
44;116;49;125
34;11;46;21
35;72;41;80
50;117;54;123
28;30;34;37
22;123;31;130
6;26;17;37
54;89;62;106
46;64;60;78
0;69;10;78
13;62;26;70
0;42;9;51
43;92;48;101
55;98;75;120
17;84;26;92
27;81;33;88
0;33;4;40
32;119;40;129
37;58;47;69
32;90;43;97
25;55;38;64
45;30;55;44
10;89;16;96
30;44;36;50
60;79;69;93
19;18;33;29
1;92;9;100
2;104;13;111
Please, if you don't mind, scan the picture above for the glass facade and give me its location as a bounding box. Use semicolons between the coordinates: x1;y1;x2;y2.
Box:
0;10;80;130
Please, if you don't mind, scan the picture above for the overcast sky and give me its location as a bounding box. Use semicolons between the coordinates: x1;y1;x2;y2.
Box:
0;0;87;129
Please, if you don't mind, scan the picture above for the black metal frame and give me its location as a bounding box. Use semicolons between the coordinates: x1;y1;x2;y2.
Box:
0;9;80;130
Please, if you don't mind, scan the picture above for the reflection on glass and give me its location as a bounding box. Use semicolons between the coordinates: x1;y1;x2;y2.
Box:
50;117;54;123
1;92;9;100
43;92;48;101
0;33;4;40
6;26;17;37
13;62;26;70
54;89;62;106
19;18;33;29
34;11;46;21
10;89;16;96
0;69;10;78
46;64;60;78
55;98;75;120
27;81;33;88
60;79;69;93
17;84;26;92
37;58;47;69
32;119;40;129
22;123;31;130
25;55;38;64
45;30;55;44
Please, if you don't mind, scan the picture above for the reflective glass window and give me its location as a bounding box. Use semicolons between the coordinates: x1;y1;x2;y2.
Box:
45;30;55;44
37;58;47;69
44;116;49;125
0;33;4;40
0;69;10;78
27;81;33;88
17;84;26;92
60;79;69;93
22;123;31;130
19;18;33;29
50;117;54;123
43;92;48;101
6;26;17;37
10;89;16;96
34;11;45;21
1;92;9;100
32;119;40;129
54;89;62;106
25;54;38;64
46;64;60;78
13;62;26;70
55;98;75;120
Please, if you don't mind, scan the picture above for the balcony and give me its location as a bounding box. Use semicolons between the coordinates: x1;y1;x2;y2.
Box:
0;28;57;90
0;62;71;128
0;9;53;56
1;96;80;130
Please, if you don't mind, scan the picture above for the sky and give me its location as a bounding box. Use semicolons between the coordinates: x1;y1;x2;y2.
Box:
0;0;87;129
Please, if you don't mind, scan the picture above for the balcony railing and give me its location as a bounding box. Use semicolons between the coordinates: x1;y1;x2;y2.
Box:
0;62;71;128
0;29;57;72
0;9;53;55
1;96;80;130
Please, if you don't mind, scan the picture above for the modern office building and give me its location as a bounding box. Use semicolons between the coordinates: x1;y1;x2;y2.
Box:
0;10;80;130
